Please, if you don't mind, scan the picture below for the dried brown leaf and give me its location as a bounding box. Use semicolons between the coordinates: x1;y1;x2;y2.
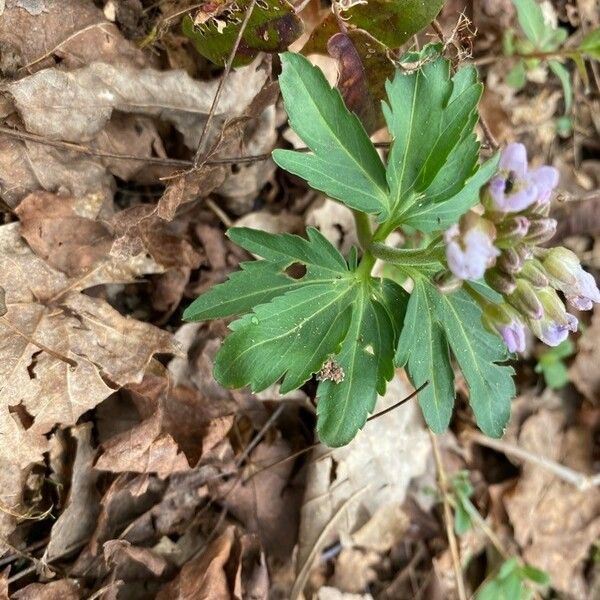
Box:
44;424;101;562
0;223;178;542
295;376;431;598
156;525;238;600
503;406;600;599
570;306;600;401
8;59;269;148
0;136;113;209
11;579;81;600
215;437;300;560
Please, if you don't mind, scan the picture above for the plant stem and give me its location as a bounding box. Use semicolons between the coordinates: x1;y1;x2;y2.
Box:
370;242;443;267
356;251;376;280
352;210;372;251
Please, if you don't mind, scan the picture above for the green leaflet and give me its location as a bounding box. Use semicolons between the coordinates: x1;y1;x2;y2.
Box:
476;559;549;600
215;282;356;393
317;279;408;447
183;227;348;321
273;53;390;217
511;0;548;48
382;57;484;230
396;279;514;437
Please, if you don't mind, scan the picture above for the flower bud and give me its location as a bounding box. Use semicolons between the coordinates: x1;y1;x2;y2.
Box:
495;216;530;244
528;288;578;346
543;247;580;287
485;268;517;296
482;302;526;353
519;260;549;288
523;217;557;244
433;270;463;294
542;247;600;311
507;279;544;320
497;248;525;274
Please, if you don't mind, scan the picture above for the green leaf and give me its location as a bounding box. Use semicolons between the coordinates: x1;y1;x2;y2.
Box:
477;560;549;600
511;0;547;47
396;279;514;436
382;57;486;231
317;280;407;446
535;338;573;389
303;0;444;54
183;227;349;321
549;60;573;113
579;26;600;60
182;0;303;67
273;53;389;217
215;281;356;393
506;60;527;89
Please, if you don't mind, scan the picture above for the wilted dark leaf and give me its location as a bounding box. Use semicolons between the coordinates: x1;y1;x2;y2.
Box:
182;0;303;66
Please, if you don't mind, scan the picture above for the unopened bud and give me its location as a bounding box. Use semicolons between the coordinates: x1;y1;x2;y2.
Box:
507;279;544;320
485;268;517;296
482;302;526;353
542;247;579;287
524;218;557;244
433;270;463;294
497;248;525;274
519;260;549;288
496;216;530;244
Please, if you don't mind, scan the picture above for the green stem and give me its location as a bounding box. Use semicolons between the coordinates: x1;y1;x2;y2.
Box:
369;242;443;267
352;210;372;251
356;251;376;280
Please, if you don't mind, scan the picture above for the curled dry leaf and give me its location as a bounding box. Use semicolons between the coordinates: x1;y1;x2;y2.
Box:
103;539;170;578
8;58;269;149
44;424;101;562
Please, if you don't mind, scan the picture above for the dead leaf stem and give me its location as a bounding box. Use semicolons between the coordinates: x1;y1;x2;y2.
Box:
429;432;467;600
192;0;258;169
467;430;600;491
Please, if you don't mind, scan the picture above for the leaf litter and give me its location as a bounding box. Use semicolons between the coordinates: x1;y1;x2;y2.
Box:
0;1;599;598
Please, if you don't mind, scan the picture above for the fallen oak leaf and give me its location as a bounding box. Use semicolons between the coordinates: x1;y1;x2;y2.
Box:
0;222;179;542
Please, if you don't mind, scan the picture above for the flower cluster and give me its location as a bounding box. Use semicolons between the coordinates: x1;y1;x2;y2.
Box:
443;143;600;352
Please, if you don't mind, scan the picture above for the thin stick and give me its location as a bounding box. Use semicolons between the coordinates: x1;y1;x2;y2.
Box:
192;0;258;168
366;381;428;422
430;432;468;600
467;430;600;491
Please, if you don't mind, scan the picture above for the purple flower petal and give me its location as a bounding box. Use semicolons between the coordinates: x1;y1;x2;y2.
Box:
498;322;526;353
445;228;499;281
499;143;528;178
528;165;559;204
538;321;570;346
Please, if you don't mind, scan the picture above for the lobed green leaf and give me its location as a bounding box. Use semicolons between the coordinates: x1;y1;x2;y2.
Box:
273;53;390;217
396;279;515;437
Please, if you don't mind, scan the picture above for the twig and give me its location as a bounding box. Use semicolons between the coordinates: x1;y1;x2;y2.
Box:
479;114;500;151
429;432;468;600
366;381;428;422
467;430;600;491
0;125;395;169
192;0;258;168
